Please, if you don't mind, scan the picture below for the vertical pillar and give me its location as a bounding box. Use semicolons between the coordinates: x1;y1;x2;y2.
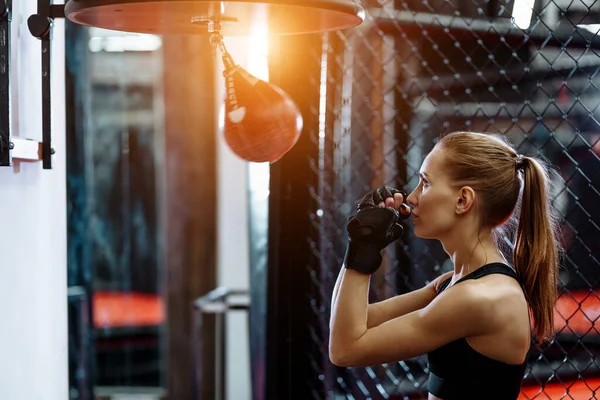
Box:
265;32;322;400
161;35;218;400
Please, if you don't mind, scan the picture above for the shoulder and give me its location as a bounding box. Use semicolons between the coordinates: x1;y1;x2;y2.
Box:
429;275;524;331
430;279;493;312
467;272;525;305
423;279;500;333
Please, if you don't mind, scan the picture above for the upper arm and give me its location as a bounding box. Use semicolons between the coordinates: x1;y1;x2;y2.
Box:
367;271;454;328
332;283;493;367
367;285;437;328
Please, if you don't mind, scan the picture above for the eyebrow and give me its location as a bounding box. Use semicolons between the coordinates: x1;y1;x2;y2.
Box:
420;172;431;180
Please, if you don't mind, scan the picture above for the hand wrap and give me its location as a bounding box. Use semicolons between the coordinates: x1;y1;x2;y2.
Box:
344;187;410;275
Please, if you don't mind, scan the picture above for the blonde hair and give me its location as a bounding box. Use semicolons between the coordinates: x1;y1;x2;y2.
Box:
436;131;561;344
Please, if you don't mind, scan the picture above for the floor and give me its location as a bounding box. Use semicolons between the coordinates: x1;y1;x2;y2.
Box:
95;387;165;400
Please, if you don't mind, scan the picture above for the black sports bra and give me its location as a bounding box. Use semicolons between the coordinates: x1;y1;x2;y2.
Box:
427;263;528;400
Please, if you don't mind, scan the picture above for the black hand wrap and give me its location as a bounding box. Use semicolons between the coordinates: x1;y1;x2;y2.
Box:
343;187;410;275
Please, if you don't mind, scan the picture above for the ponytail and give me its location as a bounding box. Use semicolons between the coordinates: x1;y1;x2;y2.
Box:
513;156;561;345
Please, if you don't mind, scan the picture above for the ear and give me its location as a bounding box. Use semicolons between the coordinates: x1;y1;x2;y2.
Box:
456;186;475;215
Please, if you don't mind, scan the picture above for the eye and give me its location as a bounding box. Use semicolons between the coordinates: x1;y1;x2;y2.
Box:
418;172;430;189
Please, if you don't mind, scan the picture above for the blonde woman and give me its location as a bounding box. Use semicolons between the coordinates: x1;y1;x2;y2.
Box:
329;131;561;400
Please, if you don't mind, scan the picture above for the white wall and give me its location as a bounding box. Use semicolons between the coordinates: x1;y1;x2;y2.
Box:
0;1;68;399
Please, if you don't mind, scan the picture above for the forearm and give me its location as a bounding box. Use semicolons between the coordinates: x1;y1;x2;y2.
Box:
329;269;370;358
330;264;348;312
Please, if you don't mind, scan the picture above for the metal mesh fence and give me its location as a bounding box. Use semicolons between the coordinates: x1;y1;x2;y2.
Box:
305;0;600;398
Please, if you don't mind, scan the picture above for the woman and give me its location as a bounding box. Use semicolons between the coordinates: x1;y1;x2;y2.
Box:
329;131;561;399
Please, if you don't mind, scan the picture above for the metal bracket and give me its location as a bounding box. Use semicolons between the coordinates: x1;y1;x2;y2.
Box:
0;0;51;166
10;138;44;162
0;0;11;166
26;0;65;169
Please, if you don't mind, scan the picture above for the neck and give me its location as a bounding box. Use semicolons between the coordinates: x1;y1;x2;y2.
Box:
440;228;506;278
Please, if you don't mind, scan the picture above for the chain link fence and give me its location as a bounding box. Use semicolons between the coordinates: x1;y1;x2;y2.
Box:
304;0;600;397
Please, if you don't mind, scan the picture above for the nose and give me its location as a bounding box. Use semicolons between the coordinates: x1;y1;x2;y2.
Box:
406;187;418;207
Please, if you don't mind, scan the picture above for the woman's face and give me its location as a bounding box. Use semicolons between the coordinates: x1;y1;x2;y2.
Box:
406;148;461;239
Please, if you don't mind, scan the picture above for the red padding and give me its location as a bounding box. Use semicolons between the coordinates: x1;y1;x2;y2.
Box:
520;378;600;399
554;291;600;335
93;291;165;328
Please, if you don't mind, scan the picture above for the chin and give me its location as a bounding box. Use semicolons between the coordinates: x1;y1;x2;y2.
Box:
414;231;434;239
412;225;436;240
412;226;426;238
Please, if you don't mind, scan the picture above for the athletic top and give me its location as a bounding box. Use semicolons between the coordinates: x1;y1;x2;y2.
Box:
426;263;528;400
